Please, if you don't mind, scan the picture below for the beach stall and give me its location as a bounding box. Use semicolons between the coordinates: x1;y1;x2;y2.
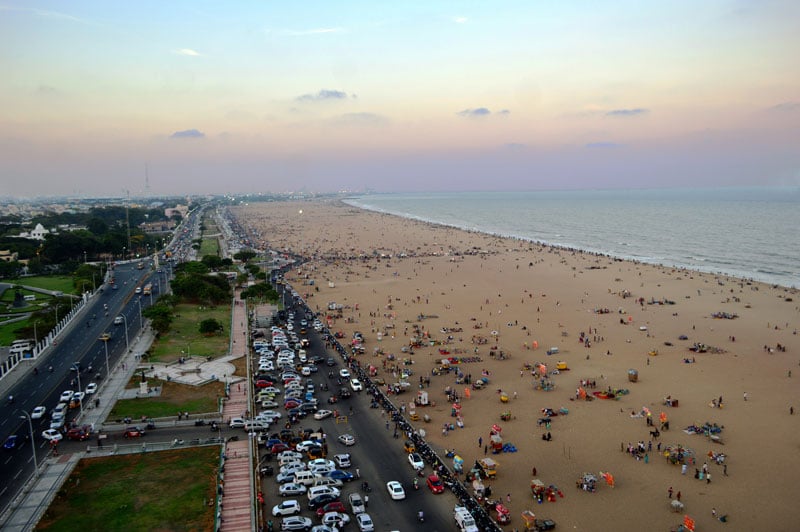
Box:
453;454;464;474
490;433;503;454
478;458;498;478
628;369;639;382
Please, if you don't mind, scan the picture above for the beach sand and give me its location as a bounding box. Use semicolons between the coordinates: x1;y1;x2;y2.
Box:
233;199;799;531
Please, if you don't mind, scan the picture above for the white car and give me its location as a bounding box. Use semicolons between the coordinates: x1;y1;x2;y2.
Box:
72;391;86;403
387;480;405;500
296;440;322;452
258;410;282;421
356;513;375;532
260;387;281;395
313;409;333;420
306;485;340;500
280;462;307;475
278;450;304;462
85;383;98;395
229;417;245;428
31;406;46;419
41;429;63;442
308;458;335;470
279;483;307;497
349;379;363;392
321;512;350;528
280;516;312;531
408;452;425;471
59;390;73;402
338;434;356;446
339;368;351;379
260;400;279;409
271;499;301;516
333;454;351;468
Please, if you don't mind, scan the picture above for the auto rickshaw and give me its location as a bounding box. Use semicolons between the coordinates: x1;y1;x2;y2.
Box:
403;440;416;453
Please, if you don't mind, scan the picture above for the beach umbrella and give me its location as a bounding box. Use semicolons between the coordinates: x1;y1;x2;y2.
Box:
660;412;668;423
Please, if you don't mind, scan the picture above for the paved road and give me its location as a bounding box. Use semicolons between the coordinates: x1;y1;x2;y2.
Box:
0;262;159;514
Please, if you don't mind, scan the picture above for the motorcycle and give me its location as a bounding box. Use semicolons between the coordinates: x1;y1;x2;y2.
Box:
417;511;425;523
361;481;371;492
413;478;419;490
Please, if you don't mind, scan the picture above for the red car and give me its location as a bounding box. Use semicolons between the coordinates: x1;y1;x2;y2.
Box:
66;428;90;441
426;474;445;494
255;380;271;389
123;427;145;438
270;443;290;454
315;501;347;517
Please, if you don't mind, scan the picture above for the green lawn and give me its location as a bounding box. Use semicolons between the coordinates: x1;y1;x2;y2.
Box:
0;316;33;345
110;379;225;419
199;236;219;257
36;447;218;532
7;275;75;293
149;304;230;362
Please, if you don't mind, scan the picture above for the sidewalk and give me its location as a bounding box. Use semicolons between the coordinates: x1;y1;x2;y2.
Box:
0;326;156;532
219;294;255;531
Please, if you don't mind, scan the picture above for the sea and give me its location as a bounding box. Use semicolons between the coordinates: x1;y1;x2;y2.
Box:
344;187;800;289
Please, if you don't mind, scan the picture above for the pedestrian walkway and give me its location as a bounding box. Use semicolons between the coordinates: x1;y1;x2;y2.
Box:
219;293;254;531
0;327;155;532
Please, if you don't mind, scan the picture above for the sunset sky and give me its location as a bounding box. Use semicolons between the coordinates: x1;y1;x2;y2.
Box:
1;1;798;197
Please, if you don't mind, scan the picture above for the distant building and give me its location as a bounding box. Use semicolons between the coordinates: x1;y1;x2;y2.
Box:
139;220;177;234
165;204;189;219
18;223;52;240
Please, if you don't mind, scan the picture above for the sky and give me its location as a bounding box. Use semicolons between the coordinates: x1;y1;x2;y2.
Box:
1;0;798;197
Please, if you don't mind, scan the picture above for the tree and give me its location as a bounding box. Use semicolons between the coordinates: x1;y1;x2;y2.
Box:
199;318;224;335
143;303;174;334
234;249;257;263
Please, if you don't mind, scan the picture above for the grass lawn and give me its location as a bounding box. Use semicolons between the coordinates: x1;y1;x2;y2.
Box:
7;275;75;294
199;236;219;257
0;316;34;345
110;379;225;419
149;304;230;363
36;447;218;532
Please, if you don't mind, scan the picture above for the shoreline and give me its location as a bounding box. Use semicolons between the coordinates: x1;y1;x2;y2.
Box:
233;199;799;531
342;195;800;290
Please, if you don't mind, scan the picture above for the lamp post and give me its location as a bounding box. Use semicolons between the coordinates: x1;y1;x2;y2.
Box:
84;250;87;264
101;335;110;377
120;314;130;351
137;298;143;328
71;366;83;415
19;411;38;472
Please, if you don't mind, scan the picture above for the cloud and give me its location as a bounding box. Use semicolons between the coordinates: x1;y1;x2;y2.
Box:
767;102;800;113
585;142;623;149
0;6;86;24
170;129;205;139
453;16;468;24
173;48;201;57
332;112;388;126
458;107;492;117
285;27;344;36
497;109;510;115
605;108;648;117
296;89;352;102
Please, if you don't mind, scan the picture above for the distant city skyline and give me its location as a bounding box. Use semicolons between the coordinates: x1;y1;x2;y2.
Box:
1;1;798;197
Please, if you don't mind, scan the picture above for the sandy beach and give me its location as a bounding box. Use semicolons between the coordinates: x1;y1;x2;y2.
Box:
233;199;799;531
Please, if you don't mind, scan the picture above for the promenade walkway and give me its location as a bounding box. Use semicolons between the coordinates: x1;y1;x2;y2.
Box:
219;294;254;531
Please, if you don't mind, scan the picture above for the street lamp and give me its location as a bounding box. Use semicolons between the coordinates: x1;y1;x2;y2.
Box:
71;365;83;416
19;411;38;472
120;314;130;351
100;335;110;377
84;251;87;264
137;298;143;328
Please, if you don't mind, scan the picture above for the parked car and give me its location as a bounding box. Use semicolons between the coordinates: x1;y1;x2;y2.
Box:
408;452;425;471
349;379;363;392
320;512;350;528
280;516;313;531
31;406;46;419
272;499;302;516
426;474;445;494
315;501;347;517
348;492;365;514
356;513;375;532
307;493;339;511
333;454;351;468
313;409;333;420
66;428;90;441
279;483;308;497
85;383;98;395
41;429;63;442
326;470;354;483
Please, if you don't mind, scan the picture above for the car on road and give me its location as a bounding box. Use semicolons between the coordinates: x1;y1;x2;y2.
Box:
272;500;302;516
326;358;336;367
320;512;350;528
349;379;363;392
426;474;445;494
356;513;375;532
41;429;63;442
4;435;20;450
31;406;46;419
387;480;405;500
59;390;74;402
85;383;98;395
338;387;352;400
279;483;308;497
534;519;557;531
280;515;312;531
66;428;90;441
338;368;351;379
326;470;354;483
229;417;245;428
337;434;356;446
123;426;145;438
408;452;425;471
313;409;333;420
114;315;124;325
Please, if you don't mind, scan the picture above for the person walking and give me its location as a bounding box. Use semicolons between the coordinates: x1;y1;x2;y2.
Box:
743;391;748;401
668;486;673;498
676;491;681;502
478;436;483;448
706;472;712;484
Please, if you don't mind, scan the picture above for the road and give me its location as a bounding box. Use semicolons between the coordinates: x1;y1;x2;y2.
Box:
0;261;163;514
255;294;461;531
